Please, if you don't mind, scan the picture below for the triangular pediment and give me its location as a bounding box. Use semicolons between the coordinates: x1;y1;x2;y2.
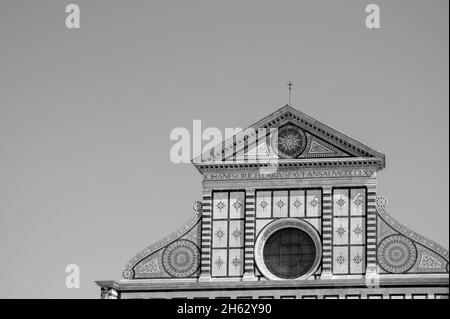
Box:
192;105;385;170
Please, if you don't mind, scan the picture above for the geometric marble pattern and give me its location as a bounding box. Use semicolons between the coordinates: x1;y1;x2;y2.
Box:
306;190;321;217
256;191;271;218
332;188;367;275
211;249;227;277
211;191;245;277
136;258;160;274
419;252;442;270
273;191;288;218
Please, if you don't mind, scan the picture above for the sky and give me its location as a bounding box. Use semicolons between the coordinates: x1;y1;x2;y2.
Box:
0;0;448;298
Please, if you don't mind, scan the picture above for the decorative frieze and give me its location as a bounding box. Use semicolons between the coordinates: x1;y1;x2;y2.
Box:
204;168;376;182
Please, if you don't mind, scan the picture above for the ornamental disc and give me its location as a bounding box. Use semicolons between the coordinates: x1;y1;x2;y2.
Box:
377;235;417;274
122;268;134;279
271;124;307;158
375;196;389;208
162;240;200;277
192;201;202;215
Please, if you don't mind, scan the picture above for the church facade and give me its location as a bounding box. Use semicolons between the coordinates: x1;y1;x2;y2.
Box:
96;105;449;299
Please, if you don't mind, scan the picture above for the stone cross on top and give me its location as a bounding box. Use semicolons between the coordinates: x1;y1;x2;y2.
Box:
287;81;293;105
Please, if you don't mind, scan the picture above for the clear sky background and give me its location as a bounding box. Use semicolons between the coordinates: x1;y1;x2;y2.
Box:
0;0;448;298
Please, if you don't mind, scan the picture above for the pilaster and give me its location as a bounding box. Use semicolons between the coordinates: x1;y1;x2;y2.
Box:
320;186;333;278
366;185;378;274
199;190;212;281
243;188;257;281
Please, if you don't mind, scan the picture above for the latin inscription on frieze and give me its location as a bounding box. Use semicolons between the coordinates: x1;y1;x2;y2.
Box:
204;168;375;181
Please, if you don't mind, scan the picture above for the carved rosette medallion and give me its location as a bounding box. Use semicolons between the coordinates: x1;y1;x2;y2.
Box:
162;240;200;277
192;201;203;216
375;196;389;208
271;124;307;158
122;268;134;279
377;235;417;274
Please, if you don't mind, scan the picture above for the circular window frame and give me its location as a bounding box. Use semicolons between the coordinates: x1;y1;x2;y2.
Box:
254;218;322;281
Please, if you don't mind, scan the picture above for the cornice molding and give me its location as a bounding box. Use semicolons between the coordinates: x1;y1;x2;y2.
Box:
196;157;383;173
95;274;449;291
